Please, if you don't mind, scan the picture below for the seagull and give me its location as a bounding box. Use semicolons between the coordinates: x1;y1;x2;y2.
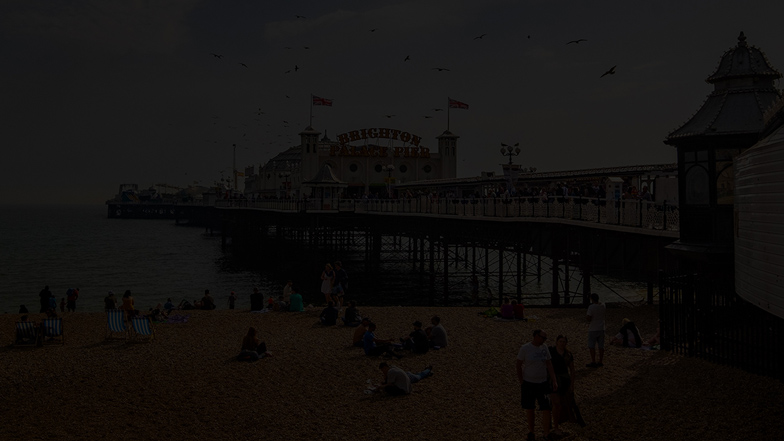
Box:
404;55;410;61
473;33;487;40
527;35;531;39
566;39;587;45
432;67;450;71
424;116;432;119
433;108;444;112
369;28;378;32
283;120;289;124
284;46;292;49
239;63;248;68
294;65;299;71
600;65;617;78
296;15;305;18
384;115;395;118
303;46;310;49
210;53;223;59
284;70;291;74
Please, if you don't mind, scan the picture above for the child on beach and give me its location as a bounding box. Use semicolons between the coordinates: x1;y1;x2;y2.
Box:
237;327;269;361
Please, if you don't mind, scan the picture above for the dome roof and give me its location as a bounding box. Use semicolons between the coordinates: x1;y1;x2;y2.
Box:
706;32;781;84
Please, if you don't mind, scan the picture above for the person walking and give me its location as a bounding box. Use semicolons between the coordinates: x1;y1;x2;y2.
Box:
586;293;606;367
66;288;79;312
516;329;558;441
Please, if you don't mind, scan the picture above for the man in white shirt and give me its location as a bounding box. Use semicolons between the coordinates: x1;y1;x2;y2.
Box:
516;329;558;441
586;293;606;367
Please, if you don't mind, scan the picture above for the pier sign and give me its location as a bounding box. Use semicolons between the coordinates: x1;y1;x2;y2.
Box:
332;128;429;158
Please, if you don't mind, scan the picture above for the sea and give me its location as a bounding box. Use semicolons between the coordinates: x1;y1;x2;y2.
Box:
0;204;650;314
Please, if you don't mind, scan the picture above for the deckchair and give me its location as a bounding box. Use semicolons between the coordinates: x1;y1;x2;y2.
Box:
14;321;39;347
106;309;129;340
130;316;155;341
41;318;65;345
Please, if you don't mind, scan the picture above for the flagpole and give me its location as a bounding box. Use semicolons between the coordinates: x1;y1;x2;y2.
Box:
447;97;451;131
309;93;313;127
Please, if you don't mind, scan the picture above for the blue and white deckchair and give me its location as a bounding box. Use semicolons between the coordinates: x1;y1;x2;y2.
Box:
131;316;154;341
14;321;39;346
42;318;64;345
106;309;129;340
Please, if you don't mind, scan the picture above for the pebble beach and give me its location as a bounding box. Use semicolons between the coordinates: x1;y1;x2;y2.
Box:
2;304;783;441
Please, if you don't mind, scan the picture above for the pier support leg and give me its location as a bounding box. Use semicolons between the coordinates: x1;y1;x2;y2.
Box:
551;257;559;306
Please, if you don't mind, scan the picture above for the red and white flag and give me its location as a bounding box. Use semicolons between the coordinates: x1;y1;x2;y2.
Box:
448;97;469;109
312;95;333;106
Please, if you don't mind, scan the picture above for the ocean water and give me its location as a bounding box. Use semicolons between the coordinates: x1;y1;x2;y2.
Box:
0;205;267;314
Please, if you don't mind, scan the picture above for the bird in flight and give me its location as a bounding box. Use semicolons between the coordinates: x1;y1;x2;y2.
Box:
369;28;378;32
424;116;432;119
283;120;289;124
433;108;444;112
210;53;223;59
404;55;410;61
294;65;299;71
239;63;248;68
284;46;292;49
432;67;450;71
284;70;291;74
600;65;617;77
296;15;305;18
566;39;587;45
303;46;310;49
384;115;395;118
473;33;487;40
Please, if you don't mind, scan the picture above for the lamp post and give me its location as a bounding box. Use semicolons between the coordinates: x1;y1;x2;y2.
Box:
384;164;395;198
278;171;292;199
500;142;521;165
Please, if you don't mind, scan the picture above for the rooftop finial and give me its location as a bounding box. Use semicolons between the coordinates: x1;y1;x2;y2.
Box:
738;31;747;47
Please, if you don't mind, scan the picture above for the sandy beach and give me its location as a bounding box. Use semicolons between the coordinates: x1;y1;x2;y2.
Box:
2;304;783;441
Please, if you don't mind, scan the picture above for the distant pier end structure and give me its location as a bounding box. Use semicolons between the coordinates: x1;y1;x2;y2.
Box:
243;126;458;199
664;31;782;269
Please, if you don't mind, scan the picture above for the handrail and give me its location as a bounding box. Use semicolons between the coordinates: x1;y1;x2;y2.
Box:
215;196;679;232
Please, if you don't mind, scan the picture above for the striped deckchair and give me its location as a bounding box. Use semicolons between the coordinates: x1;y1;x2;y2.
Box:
14;321;39;347
106;309;129;340
131;316;155;341
42;318;64;345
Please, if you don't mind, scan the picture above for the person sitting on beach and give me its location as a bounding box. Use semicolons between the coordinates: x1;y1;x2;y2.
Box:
267;296;275;310
163;298;175;312
250;287;264;311
513;300;526;320
353;318;371;347
610;318;643;348
16;315;39;345
147;304;168;322
104;291;117;310
646;326;660;347
426;316;449;348
401;321;429;354
237;327;268;362
193;298;203;309
320;301;340;326
288;287;304;312
363;323;401;359
342;301;362;326
201;290;216;310
500;298;514;319
370;362;433;396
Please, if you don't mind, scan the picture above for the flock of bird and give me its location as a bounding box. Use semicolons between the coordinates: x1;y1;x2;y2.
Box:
202;15;619;171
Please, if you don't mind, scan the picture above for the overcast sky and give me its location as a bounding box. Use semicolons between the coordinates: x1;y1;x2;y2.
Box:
2;0;783;205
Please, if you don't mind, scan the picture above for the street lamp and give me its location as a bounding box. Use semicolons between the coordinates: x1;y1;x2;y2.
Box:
500;142;521;165
278;171;292;199
384;164;395;198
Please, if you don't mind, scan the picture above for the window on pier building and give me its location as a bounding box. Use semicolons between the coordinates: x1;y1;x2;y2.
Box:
683;149;709;206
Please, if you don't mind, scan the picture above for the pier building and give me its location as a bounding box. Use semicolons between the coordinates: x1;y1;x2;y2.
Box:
243;126;458;199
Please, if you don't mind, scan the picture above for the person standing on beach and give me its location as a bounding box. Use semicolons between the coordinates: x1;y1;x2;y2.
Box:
39;285;52;313
586;293;606;367
283;280;292;304
66;288;79;312
250;287;264;311
516;329;558;441
320;263;335;305
228;291;237;310
104;291;117;310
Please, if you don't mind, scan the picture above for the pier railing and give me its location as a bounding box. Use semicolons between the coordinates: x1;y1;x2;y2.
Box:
216;196;679;232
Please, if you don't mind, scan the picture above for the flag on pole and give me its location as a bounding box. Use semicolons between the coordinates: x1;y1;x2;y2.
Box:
448;97;469;109
312;95;333;106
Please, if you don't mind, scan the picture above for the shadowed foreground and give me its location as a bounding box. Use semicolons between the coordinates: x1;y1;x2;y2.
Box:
2;305;782;440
